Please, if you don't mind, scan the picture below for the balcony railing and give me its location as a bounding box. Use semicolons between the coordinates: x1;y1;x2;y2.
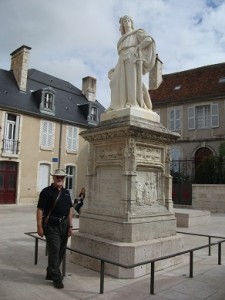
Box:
2;139;20;155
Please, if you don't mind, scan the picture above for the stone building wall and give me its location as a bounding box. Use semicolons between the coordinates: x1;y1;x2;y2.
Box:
192;184;225;212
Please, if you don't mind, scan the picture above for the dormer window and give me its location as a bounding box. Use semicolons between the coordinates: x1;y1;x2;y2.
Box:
40;87;56;115
90;106;97;121
218;77;225;83
77;102;99;125
174;85;181;90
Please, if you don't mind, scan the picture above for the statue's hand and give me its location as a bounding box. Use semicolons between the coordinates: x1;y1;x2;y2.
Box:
134;46;142;59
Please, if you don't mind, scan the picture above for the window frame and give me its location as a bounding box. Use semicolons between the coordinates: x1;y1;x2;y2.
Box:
65;165;77;199
88;104;99;124
3;113;20;154
168;107;181;131
188;103;219;130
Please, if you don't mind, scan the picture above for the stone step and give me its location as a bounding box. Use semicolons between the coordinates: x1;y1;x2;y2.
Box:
174;208;211;228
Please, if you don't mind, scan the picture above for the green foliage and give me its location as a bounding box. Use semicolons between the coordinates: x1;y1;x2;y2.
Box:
195;142;225;184
195;157;216;183
171;170;191;183
219;141;225;157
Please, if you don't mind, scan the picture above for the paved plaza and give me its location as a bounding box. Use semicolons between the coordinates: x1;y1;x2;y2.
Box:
1;204;225;299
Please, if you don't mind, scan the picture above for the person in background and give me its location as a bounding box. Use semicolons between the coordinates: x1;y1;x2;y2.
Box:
36;168;73;289
74;187;85;216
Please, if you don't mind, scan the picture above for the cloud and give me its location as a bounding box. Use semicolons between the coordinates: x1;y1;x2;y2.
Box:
1;0;225;108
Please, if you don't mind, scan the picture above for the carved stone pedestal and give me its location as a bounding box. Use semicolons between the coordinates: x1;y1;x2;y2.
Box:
70;108;183;278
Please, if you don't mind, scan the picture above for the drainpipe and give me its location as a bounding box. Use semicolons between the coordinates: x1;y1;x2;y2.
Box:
58;122;63;168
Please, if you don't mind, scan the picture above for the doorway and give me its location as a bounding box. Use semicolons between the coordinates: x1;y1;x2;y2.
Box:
0;161;17;204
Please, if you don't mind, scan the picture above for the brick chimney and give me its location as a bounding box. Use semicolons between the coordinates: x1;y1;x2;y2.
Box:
10;45;31;92
82;76;96;102
149;54;163;90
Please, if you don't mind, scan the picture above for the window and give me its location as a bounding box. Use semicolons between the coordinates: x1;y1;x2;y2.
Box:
3;113;20;154
40;88;56;115
170;147;181;172
168;108;181;131
65;165;76;199
66;126;78;152
40;120;55;149
196;105;210;129
188;104;219;130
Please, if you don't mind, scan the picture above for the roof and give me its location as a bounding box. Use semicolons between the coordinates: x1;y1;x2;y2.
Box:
0;68;105;127
150;62;225;106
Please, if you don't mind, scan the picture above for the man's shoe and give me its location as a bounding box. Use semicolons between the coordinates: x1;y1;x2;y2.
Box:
53;280;64;289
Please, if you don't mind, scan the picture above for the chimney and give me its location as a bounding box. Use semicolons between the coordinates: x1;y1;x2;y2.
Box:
10;45;31;92
149;54;163;90
82;76;96;102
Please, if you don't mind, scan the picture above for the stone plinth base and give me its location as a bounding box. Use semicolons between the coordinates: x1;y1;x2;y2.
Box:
175;208;211;228
70;232;184;279
101;107;160;123
79;210;177;243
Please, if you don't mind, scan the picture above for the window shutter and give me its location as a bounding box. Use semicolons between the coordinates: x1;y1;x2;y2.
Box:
41;121;47;146
211;104;219;128
66;126;78;152
41;120;54;148
47;122;54;147
175;109;181;130
169;110;175;131
188;107;195;130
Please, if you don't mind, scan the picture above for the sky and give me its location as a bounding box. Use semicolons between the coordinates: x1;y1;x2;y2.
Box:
0;0;225;109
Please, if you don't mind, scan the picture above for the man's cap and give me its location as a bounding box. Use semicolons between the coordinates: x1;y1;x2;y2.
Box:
50;169;67;177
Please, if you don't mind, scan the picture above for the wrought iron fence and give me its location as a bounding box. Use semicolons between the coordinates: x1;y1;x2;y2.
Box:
170;160;195;183
24;229;225;296
2;139;20;154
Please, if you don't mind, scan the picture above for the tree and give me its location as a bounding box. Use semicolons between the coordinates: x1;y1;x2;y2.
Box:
195;142;225;184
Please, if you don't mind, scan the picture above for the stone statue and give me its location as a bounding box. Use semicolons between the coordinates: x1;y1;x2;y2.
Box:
107;15;156;111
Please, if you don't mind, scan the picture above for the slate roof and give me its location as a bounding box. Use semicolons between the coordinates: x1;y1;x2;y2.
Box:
0;68;105;127
151;63;225;106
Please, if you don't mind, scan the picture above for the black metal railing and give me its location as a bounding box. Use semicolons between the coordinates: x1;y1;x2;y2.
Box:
170;160;195;183
2;138;20;154
24;230;225;295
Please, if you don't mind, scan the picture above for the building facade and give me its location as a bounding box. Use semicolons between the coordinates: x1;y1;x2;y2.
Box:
150;59;225;180
0;45;104;204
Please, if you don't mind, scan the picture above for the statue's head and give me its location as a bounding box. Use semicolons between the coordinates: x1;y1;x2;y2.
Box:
119;15;134;35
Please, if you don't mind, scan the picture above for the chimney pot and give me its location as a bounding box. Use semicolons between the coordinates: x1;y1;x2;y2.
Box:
82;76;96;102
149;54;163;90
10;45;31;92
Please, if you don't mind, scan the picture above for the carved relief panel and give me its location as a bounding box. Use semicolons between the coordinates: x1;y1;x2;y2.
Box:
96;143;124;163
135;170;163;207
136;144;162;165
